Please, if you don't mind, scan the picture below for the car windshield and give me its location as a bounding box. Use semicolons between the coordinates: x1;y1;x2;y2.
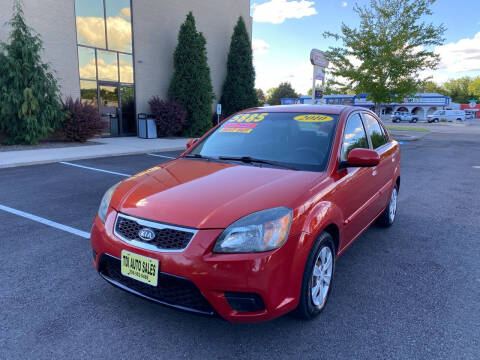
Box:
188;112;339;172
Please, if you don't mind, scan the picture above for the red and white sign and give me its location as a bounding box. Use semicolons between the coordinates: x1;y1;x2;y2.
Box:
310;49;329;68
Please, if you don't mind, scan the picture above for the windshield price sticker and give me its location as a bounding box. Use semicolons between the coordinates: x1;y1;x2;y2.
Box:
220;127;254;134
220;122;257;133
229;113;268;123
294;114;333;123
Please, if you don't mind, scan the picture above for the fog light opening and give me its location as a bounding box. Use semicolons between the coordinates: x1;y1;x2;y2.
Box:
225;292;265;313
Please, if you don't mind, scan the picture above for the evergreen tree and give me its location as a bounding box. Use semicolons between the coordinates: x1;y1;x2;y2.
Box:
168;12;214;137
0;0;64;144
220;17;257;116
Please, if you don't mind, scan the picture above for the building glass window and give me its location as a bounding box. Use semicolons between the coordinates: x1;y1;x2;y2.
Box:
75;0;135;136
97;50;118;82
75;0;106;48
105;0;133;53
78;46;97;80
80;80;98;105
119;54;133;83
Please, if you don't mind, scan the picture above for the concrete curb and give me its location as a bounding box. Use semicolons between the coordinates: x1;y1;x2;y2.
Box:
0;146;186;169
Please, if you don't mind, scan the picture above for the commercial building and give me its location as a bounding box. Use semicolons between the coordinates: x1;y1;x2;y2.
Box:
283;93;452;121
0;0;251;136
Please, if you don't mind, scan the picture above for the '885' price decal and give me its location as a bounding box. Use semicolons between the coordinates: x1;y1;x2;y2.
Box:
229;113;268;123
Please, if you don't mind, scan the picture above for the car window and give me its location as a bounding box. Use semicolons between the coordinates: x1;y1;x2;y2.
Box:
363;113;388;149
190;112;339;172
341;113;368;162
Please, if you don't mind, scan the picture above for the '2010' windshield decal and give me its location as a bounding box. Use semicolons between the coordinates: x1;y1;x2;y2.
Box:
294;114;333;122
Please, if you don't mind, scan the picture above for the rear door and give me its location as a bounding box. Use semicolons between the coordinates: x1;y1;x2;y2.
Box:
361;112;396;214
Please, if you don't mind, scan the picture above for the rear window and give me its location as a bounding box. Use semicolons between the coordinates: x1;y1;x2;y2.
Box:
190;112;339;171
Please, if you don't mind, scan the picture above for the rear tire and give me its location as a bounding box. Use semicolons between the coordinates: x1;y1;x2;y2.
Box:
434;118;439;123
294;232;335;319
377;184;398;227
411;118;418;123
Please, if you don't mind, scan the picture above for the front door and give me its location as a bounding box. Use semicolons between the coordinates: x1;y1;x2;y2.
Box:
98;83;136;136
99;83;120;137
335;113;379;247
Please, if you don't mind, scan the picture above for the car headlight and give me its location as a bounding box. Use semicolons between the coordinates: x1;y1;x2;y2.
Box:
98;182;120;223
213;207;292;253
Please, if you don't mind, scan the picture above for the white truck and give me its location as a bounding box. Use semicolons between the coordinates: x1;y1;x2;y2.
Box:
391;111;418;123
427;110;466;123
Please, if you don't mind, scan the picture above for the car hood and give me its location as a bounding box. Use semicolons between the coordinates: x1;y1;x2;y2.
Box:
111;158;324;229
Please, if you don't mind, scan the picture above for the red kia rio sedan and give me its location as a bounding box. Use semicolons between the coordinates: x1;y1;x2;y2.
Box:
90;105;400;322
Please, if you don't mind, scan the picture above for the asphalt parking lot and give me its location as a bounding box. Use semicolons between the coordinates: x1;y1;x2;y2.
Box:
1;133;479;360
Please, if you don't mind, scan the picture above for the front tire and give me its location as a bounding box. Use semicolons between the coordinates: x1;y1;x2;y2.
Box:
377;184;398;227
295;232;335;319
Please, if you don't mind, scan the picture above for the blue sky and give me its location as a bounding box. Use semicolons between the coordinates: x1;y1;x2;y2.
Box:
251;0;480;93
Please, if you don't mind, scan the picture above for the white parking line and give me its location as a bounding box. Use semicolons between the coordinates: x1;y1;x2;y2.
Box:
473;166;480;169
147;153;176;159
0;204;90;239
60;162;131;177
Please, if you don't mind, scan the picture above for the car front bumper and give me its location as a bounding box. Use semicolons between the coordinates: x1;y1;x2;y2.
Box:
90;210;309;322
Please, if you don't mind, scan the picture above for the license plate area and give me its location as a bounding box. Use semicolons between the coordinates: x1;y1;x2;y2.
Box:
121;250;159;286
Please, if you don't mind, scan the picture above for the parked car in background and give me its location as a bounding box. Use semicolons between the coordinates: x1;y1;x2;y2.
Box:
90;105;401;322
427;110;465;123
391;111;418;123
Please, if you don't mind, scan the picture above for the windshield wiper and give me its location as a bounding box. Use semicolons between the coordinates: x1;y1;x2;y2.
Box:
218;156;297;170
184;154;214;160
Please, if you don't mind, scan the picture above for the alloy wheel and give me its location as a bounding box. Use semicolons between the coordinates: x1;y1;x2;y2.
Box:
389;187;398;223
311;246;333;308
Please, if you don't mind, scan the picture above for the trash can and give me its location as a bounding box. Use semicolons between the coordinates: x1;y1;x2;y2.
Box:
138;113;157;139
110;112;119;137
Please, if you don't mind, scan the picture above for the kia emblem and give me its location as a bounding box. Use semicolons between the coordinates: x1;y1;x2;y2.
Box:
138;228;156;242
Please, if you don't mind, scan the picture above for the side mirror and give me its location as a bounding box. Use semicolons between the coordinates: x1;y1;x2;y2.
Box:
346;148;380;167
186;138;198;150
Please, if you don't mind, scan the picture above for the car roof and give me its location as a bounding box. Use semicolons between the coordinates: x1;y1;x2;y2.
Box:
241;104;357;115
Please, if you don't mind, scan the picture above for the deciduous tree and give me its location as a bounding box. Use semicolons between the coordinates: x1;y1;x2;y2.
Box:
267;82;298;105
324;0;445;114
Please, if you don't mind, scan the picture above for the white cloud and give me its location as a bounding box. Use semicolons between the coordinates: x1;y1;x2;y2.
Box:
342;2;348;7
120;7;131;19
252;0;317;24
256;60;315;94
435;32;480;73
252;38;270;55
76;15;132;52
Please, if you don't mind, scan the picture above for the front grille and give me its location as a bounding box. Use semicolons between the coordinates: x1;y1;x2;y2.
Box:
98;254;215;315
114;214;195;251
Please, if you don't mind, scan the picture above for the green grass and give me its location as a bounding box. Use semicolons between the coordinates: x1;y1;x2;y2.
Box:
386;126;430;132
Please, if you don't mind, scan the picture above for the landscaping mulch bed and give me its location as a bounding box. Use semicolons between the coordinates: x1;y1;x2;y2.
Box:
0;140;102;152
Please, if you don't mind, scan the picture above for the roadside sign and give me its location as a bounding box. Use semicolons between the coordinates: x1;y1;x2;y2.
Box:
310;49;329;68
217;104;222;115
314;67;324;81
